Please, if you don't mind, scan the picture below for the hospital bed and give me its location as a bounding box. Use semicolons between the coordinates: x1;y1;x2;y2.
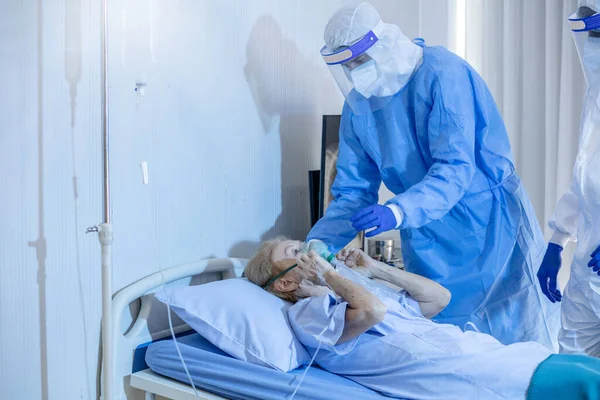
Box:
112;257;388;400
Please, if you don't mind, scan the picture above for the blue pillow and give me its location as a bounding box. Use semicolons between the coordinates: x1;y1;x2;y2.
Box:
155;278;311;372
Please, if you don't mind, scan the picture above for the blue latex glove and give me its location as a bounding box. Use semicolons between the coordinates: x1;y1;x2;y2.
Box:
536;243;563;303
587;245;600;276
350;204;397;238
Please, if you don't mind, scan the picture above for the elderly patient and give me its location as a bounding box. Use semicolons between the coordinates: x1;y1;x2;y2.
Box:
244;238;600;400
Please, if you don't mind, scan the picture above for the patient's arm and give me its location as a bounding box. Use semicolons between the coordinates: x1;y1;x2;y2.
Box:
337;248;451;319
323;269;387;344
298;252;387;344
371;278;402;291
369;261;450;318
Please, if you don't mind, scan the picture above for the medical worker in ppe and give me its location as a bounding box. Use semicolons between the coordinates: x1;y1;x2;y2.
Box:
537;1;600;357
307;2;560;349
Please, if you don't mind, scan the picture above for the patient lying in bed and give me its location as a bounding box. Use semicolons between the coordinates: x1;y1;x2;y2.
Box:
244;238;600;400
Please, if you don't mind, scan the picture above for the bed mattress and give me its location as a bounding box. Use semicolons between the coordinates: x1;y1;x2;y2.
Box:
145;332;389;400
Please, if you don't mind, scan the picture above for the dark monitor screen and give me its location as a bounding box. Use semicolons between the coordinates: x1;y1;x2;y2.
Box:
308;170;320;227
309;115;364;250
308;115;341;228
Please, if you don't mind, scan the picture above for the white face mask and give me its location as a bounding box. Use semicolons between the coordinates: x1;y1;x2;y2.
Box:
349;60;379;98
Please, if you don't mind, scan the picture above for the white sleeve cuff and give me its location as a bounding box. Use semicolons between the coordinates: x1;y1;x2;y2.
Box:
550;231;573;248
386;204;404;229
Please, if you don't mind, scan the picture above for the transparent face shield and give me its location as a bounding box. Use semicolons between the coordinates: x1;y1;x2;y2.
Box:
569;8;600;87
320;26;394;114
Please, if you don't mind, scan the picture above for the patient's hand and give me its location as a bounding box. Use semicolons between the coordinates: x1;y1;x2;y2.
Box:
336;248;373;278
297;251;335;284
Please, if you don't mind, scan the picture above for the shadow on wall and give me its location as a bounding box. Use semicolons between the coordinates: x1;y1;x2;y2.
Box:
229;14;337;259
27;1;49;399
29;1;92;399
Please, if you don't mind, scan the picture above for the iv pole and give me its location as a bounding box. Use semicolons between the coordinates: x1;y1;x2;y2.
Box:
87;0;113;398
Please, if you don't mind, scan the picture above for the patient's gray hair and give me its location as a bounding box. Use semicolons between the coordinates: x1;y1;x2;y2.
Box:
245;236;296;302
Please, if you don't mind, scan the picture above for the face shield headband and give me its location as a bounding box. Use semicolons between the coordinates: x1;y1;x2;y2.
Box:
320;30;379;65
569;11;600;32
570;8;600;87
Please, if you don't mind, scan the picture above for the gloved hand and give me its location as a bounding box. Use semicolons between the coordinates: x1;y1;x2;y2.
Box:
587;245;600;276
350;204;397;237
537;243;563;303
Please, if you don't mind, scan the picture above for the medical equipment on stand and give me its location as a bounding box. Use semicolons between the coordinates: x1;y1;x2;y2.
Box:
367;239;394;262
85;0;113;396
87;1;198;395
366;238;403;268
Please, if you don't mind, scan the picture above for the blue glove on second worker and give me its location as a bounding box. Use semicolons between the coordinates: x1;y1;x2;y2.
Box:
350;204;398;237
537;243;563;303
587;245;600;276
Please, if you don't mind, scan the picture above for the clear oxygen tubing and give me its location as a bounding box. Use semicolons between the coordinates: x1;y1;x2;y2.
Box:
287;320;333;400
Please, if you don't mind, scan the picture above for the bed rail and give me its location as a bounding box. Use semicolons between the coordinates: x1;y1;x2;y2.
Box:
108;257;247;400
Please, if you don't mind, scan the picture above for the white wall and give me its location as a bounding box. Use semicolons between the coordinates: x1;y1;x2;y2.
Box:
0;1;448;398
108;0;439;289
1;0;103;399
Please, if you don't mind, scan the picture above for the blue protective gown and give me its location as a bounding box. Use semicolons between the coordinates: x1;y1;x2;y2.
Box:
308;43;560;349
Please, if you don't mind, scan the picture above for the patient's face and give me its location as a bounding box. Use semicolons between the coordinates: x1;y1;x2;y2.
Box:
270;239;333;298
271;240;306;280
272;240;303;263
